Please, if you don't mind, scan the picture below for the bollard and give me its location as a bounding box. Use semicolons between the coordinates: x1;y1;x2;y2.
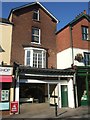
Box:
55;102;57;116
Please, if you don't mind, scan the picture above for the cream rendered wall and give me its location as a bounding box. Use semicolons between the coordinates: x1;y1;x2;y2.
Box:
57;47;89;69
0;23;12;65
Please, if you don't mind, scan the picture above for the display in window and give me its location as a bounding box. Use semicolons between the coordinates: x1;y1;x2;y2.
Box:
1;90;9;101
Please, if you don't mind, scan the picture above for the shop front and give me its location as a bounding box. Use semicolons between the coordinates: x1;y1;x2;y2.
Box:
0;66;13;115
76;66;90;106
14;66;75;114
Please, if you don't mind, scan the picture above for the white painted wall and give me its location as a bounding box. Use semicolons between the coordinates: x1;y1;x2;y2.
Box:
57;47;90;69
68;78;75;108
57;48;72;69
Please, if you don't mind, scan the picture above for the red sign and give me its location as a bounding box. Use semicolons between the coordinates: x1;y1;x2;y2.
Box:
11;101;18;113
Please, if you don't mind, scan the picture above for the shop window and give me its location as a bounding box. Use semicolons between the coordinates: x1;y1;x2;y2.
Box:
0;83;10;110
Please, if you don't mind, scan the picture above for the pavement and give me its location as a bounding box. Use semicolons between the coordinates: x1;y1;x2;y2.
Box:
1;103;90;119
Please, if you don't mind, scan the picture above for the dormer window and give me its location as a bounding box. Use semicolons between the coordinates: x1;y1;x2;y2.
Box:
33;10;39;21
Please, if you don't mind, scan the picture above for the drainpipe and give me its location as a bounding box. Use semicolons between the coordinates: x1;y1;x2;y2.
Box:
73;72;78;107
69;25;74;66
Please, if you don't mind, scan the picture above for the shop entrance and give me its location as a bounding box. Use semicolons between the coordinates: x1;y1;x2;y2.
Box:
77;76;88;106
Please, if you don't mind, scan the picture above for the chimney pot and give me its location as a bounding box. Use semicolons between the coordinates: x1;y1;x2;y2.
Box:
83;10;86;14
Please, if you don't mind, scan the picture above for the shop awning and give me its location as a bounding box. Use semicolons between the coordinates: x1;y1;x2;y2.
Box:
0;76;12;82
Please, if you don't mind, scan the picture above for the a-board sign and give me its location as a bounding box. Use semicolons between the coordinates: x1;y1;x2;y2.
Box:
11;101;18;113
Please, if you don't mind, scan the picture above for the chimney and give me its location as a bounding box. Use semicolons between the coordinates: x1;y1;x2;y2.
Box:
83;10;86;14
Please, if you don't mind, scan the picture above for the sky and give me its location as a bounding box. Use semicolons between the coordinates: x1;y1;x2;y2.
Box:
1;1;90;31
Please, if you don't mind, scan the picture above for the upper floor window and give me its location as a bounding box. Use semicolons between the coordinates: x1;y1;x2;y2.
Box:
82;26;89;40
84;52;90;66
24;47;46;68
32;27;40;44
33;10;39;21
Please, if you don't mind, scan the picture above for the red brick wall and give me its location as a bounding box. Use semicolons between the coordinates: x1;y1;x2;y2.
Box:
56;17;90;53
72;18;90;50
10;5;57;68
56;26;71;53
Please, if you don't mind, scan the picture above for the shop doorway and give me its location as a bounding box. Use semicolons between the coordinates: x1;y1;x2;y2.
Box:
49;84;58;106
61;85;68;107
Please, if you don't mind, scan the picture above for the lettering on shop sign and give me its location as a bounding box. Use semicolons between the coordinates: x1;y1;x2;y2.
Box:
0;67;13;75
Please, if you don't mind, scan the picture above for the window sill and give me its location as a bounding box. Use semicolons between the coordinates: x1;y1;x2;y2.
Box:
31;42;41;45
82;39;90;41
32;19;40;23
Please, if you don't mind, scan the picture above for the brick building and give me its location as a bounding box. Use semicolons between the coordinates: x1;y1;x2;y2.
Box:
8;2;75;113
56;10;90;69
56;10;90;106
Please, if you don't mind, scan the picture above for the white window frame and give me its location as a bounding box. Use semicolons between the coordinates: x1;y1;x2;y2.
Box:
33;10;40;21
31;27;41;44
24;47;46;68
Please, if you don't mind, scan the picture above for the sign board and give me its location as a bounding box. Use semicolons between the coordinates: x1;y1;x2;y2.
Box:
11;101;18;113
0;67;13;75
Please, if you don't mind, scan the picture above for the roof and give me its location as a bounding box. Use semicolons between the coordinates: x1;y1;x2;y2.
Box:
18;66;75;77
56;12;90;34
0;18;13;25
8;2;59;23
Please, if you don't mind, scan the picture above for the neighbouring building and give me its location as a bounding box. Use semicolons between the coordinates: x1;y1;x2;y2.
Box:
0;18;13;65
8;2;75;113
0;66;14;115
0;18;14;115
56;10;90;106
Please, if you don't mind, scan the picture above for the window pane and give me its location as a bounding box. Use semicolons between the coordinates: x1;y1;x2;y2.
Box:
32;28;40;43
27;51;30;57
33;52;37;67
32;29;39;35
82;26;89;40
33;13;38;20
32;36;39;42
26;51;30;66
33;10;39;21
84;53;90;65
27;58;30;65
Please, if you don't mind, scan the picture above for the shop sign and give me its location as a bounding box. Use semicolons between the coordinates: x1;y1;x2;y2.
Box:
11;101;18;113
0;67;13;75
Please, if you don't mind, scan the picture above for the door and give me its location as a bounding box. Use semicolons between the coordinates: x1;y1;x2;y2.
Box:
61;85;68;107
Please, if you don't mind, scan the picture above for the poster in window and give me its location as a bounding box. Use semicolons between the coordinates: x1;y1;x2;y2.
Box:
1;90;9;101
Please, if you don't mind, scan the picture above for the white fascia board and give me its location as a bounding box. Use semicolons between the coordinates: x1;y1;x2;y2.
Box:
24;47;46;52
37;2;59;23
25;73;74;78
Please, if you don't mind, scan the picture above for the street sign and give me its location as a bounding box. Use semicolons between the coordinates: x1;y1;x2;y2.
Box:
11;101;18;113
